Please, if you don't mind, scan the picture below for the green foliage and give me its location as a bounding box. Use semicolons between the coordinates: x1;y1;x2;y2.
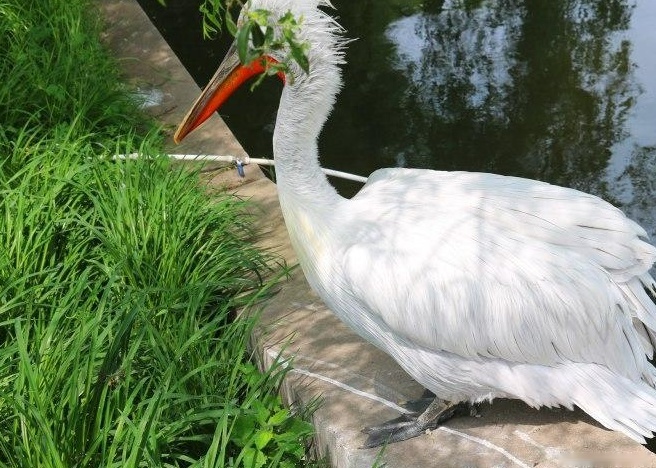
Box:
232;7;310;82
200;0;228;38
157;0;310;77
0;0;317;465
229;364;315;468
0;130;315;466
0;0;153;146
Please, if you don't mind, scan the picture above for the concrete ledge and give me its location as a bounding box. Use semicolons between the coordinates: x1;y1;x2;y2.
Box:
99;1;656;466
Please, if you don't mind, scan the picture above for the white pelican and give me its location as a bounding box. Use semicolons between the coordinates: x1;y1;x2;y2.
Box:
175;0;656;447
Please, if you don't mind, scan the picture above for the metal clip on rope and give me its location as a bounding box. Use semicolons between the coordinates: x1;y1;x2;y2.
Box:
235;159;245;177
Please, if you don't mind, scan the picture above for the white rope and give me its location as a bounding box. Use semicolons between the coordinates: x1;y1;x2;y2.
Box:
289;367;413;414
114;153;369;184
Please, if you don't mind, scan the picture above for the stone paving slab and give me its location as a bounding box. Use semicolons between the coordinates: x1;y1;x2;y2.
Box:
99;1;656;466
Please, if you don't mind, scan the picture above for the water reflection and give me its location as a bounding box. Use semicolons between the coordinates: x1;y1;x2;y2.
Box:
384;2;525;169
379;0;656;237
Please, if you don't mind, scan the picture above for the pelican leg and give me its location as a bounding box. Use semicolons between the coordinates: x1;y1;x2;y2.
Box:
362;398;470;448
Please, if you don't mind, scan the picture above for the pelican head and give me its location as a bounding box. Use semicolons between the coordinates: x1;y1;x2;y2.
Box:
174;0;345;144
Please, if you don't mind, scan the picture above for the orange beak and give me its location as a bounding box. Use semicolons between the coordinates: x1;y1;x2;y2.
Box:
174;43;282;143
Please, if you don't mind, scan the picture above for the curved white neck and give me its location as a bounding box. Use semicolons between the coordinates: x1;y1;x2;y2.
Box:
272;65;343;208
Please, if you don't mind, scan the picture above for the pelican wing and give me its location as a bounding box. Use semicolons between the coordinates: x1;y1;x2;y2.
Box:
339;168;656;380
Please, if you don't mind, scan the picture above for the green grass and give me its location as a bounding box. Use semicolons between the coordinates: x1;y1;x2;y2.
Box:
0;0;316;466
0;0;149;143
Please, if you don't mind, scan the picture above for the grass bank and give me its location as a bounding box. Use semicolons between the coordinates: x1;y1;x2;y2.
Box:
0;0;314;466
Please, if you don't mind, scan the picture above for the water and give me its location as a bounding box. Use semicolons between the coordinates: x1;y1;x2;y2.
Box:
138;0;656;237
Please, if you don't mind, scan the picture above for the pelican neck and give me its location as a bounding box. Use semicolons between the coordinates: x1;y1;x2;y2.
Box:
272;67;344;207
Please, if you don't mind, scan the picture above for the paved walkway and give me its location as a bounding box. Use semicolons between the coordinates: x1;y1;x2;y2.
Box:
99;1;656;466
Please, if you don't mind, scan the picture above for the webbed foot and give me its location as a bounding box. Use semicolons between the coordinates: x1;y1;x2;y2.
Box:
362;398;472;448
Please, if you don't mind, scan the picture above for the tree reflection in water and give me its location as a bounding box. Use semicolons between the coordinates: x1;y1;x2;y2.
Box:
378;0;656;237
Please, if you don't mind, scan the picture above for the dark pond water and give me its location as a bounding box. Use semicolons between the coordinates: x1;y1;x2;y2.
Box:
137;0;656;239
